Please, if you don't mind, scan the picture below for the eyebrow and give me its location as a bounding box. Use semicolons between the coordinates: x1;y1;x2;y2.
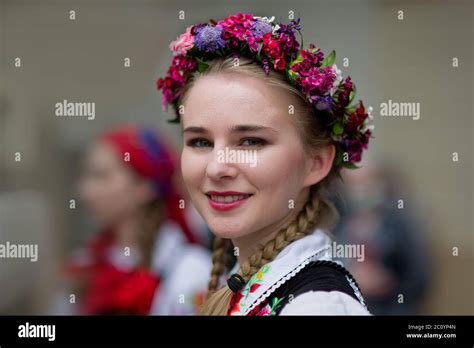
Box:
182;124;278;134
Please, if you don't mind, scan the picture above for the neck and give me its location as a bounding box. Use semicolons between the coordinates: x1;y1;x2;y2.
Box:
113;216;141;249
232;188;310;266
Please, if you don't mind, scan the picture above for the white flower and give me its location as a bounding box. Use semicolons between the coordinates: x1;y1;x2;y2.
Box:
329;64;343;96
253;16;275;23
272;24;280;35
253;15;280;35
367;106;374;120
362;124;375;132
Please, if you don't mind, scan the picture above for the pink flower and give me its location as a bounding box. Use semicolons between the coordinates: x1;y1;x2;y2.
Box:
169;26;195;56
298;66;337;96
218;12;261;52
157;55;197;111
290;45;324;73
256;303;272;316
218;12;254;41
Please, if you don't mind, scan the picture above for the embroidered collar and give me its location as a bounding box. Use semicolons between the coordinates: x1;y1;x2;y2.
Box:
228;228;334;316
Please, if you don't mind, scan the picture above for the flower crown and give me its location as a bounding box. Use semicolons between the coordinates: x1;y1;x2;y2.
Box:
157;12;374;168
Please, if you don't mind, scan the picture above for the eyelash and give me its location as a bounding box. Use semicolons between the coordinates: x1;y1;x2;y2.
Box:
186;138;267;148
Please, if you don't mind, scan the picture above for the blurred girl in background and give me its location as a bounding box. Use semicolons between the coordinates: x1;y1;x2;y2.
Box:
62;125;210;315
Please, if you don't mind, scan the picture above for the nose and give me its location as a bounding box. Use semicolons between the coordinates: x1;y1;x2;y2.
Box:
205;145;239;180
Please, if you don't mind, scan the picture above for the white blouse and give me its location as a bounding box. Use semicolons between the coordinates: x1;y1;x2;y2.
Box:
227;227;371;316
280;291;371;315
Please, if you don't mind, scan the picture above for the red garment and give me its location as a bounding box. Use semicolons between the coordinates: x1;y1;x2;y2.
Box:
65;231;160;315
83;261;160;315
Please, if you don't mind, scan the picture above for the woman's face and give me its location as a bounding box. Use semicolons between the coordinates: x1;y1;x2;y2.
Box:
78;142;152;228
181;72;323;240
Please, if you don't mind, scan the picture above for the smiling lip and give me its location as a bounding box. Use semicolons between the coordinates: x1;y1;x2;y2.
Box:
205;191;253;212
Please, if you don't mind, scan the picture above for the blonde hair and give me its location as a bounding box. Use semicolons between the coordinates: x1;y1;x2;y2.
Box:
178;56;341;315
138;197;165;268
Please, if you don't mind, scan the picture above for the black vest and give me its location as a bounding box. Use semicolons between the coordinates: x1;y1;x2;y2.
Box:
268;260;368;315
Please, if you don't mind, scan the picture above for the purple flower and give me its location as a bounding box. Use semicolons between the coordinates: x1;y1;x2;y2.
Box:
252;19;272;37
262;57;270;75
311;95;333;111
195;25;226;53
340;131;371;163
276;18;301;35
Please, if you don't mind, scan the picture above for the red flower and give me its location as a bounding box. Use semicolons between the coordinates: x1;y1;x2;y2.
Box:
341;130;372;163
262;33;285;71
250;283;261;293
262;30;300;71
335;76;354;110
345;101;369;135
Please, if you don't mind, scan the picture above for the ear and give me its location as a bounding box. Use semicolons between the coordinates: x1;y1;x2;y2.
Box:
302;144;336;187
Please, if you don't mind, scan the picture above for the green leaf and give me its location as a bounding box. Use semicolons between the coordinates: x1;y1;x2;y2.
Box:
334;148;343;166
332;122;344;136
290;50;304;67
196;57;209;73
321;50;336;68
297;29;304;49
187;45;199;57
343;162;360;170
349;83;357;104
287;69;298;83
345;105;357;114
256;42;264;62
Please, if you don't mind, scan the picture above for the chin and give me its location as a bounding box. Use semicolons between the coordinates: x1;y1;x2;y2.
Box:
205;217;252;239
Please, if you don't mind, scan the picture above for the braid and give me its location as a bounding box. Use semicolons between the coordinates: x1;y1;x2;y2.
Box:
240;186;321;280
206;237;232;293
199;184;338;315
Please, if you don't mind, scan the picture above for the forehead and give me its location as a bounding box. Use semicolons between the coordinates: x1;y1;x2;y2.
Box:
181;72;295;129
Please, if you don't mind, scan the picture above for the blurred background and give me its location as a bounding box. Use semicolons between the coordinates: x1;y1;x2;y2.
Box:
0;0;472;315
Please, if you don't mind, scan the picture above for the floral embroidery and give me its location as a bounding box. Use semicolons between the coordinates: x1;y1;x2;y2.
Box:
224;229;346;316
228;264;271;315
253;296;285;316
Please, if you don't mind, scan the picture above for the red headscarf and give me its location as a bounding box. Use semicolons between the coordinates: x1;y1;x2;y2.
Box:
101;125;198;244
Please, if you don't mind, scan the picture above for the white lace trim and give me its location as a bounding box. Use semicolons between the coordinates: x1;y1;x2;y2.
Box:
242;245;332;315
345;275;369;310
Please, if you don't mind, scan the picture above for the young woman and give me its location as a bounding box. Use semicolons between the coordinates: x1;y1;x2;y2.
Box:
157;13;374;315
63;125;210;315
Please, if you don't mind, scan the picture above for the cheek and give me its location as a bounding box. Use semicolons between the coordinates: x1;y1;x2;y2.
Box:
250;144;306;195
181;148;206;192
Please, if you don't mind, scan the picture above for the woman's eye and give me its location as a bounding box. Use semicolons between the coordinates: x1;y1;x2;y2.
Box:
187;138;212;148
240;138;266;147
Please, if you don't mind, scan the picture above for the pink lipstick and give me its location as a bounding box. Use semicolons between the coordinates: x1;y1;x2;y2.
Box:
205;191;253;212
